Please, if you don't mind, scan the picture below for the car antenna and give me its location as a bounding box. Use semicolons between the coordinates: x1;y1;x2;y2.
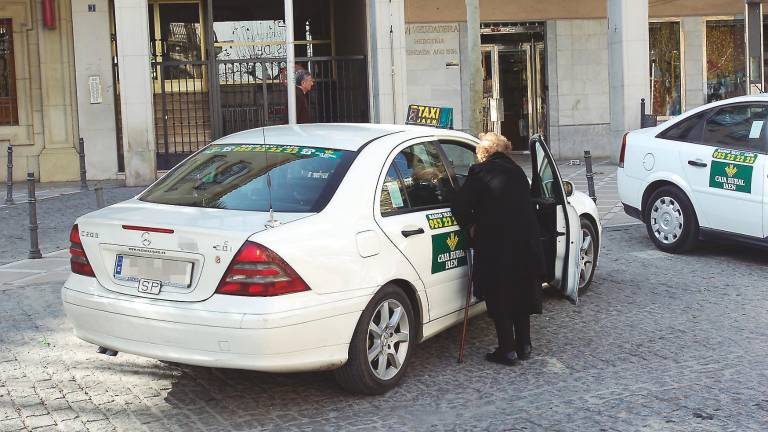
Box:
266;172;280;228
261;129;280;228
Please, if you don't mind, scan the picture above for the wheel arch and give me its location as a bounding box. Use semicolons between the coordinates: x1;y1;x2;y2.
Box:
383;279;424;343
641;180;696;221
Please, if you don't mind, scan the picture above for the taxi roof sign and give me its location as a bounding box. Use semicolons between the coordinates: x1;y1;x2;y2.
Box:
406;104;454;129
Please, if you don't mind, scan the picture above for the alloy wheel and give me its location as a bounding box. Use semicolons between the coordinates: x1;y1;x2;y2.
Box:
578;227;595;290
367;299;410;381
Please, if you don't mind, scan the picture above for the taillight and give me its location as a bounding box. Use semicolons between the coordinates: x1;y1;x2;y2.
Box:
216;242;310;297
70;225;95;277
618;132;629;168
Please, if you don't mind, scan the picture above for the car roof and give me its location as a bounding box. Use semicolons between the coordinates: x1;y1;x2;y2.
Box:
211;123;475;151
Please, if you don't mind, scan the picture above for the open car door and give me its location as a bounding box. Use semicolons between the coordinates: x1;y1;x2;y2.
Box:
529;135;581;303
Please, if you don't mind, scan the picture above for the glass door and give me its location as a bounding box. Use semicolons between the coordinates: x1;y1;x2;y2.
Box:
481;43;546;152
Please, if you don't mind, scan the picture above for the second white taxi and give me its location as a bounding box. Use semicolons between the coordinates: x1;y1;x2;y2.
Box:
618;95;768;252
63;124;601;394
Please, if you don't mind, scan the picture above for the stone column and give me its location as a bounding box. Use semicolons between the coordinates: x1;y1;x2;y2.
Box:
607;0;649;161
368;0;407;124
681;17;705;111
114;0;155;186
37;0;81;182
71;0;118;180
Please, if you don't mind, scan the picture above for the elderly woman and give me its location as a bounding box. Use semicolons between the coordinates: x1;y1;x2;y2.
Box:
451;132;545;366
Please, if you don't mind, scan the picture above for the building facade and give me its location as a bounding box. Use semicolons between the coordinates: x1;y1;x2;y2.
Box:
0;0;81;182
404;0;756;159
0;0;763;185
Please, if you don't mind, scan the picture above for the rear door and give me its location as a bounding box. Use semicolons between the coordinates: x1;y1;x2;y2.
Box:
374;138;468;322
674;103;766;237
530;136;580;303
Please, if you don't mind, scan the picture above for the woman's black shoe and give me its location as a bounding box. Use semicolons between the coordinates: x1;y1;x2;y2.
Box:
516;344;532;361
485;350;519;366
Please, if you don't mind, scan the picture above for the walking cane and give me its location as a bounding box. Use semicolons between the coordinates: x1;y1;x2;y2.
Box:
458;249;474;363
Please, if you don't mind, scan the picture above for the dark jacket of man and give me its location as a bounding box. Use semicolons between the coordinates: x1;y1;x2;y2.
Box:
296;87;312;124
451;152;546;319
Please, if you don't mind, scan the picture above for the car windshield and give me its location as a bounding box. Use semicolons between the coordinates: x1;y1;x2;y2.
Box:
140;144;354;212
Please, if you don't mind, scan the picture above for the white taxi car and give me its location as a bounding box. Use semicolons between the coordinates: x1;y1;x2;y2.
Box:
618;95;768;253
63;124;601;394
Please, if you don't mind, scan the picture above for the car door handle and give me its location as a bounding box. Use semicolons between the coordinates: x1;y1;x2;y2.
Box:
688;160;708;168
401;228;425;238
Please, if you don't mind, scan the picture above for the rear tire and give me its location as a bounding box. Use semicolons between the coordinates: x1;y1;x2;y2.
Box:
334;284;415;395
644;186;698;253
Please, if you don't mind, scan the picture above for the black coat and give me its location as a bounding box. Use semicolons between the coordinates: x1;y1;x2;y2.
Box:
451;152;545;318
296;88;312;124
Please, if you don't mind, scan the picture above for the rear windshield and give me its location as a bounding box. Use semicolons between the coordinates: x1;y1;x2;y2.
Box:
140;144;354;212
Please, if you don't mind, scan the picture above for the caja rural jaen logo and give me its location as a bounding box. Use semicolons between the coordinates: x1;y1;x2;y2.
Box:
431;230;467;274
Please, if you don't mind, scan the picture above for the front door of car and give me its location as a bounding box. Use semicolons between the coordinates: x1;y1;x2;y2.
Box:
374;139;469;322
676;103;766;238
530;135;581;303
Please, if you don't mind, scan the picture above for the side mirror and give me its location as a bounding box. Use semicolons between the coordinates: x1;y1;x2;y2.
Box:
563;180;574;198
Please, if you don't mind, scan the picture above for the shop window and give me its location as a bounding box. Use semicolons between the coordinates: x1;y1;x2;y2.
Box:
706;20;747;103
649;21;682;116
0;19;18;126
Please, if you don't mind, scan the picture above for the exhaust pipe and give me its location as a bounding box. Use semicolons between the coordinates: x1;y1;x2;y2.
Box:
96;346;118;357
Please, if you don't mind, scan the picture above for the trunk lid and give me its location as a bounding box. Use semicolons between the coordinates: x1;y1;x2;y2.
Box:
76;199;309;302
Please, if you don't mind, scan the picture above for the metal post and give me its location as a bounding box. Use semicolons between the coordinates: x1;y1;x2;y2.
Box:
4;144;13;205
78;138;88;190
95;183;105;209
584;150;597;203
285;0;296;124
640;98;646;128
27;173;42;259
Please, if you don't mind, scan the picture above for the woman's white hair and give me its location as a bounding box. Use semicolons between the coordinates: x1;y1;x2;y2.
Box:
476;132;512;162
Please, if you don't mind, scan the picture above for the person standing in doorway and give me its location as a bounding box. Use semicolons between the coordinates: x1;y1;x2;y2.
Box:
451;132;545;366
295;69;314;124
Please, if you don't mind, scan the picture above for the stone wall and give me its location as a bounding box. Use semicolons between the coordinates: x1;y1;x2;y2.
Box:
547;19;612;159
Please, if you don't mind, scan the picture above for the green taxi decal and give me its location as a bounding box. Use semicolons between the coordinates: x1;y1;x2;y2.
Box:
709;161;753;193
204;144;342;160
431;230;467;274
712;148;757;165
426;210;458;230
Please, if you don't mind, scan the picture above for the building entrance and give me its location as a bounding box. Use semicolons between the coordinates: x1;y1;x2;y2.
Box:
110;0;370;171
481;23;546;152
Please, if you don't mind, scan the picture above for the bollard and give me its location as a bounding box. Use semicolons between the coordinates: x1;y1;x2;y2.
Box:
584;150;597;203
4;144;12;205
78;138;88;190
95;183;105;209
27;173;42;259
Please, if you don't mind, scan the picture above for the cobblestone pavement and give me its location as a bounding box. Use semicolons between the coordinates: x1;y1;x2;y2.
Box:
0;187;144;265
2;225;767;431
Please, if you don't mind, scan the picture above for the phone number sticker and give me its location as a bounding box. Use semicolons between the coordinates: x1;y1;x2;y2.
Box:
204;144;342;159
712;148;757;165
426;210;458;230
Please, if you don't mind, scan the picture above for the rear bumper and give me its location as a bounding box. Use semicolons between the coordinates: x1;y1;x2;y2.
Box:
62;276;369;372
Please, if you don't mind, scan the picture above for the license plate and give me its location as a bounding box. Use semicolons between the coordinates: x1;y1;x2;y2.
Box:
114;254;193;288
138;278;162;295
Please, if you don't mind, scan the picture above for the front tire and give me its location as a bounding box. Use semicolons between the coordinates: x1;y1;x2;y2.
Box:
644;186;698;253
334;284;415;395
578;218;598;294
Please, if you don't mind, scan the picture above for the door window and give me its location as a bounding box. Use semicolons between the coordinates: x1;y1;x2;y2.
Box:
534;143;559;200
657;110;710;143
380;165;409;215
701;104;768;152
439;141;477;187
379;142;454;215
